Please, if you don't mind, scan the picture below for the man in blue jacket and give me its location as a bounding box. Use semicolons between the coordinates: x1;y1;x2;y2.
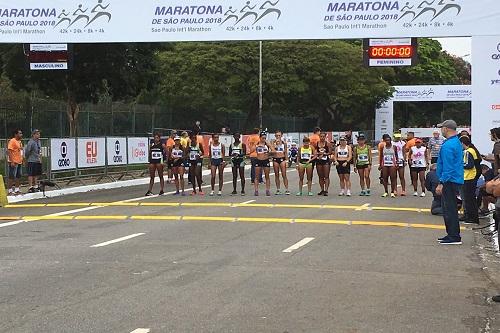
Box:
435;120;464;245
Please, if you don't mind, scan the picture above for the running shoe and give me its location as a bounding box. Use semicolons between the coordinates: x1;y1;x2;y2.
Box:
145;191;153;196
285;190;291;195
241;191;246;196
381;193;388;198
275;190;282;195
217;191;222;196
308;192;314;196
173;191;180;196
338;191;345;196
191;191;197;196
159;190;165;196
400;191;406;196
366;189;371;196
437;236;449;242
439;238;462;245
420;192;426;197
266;190;271;196
391;193;396;198
198;191;205;196
318;191;325;196
231;190;238;195
359;190;366;196
346;191;351;197
323;191;328;196
413;192;418;197
254;191;259;196
209;191;215;196
296;192;302;196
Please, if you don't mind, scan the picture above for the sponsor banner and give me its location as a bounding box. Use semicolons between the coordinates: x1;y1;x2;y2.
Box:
77;137;106;168
30;43;67;51
392;85;472;102
50;138;76;171
472;35;500;154
127;137;149;164
0;1;500;43
400;127;470;139
107;137;127;166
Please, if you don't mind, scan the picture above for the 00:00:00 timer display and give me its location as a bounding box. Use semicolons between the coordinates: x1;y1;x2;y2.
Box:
369;46;414;58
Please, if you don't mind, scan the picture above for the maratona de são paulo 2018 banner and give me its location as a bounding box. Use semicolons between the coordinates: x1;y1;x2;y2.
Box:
0;0;500;43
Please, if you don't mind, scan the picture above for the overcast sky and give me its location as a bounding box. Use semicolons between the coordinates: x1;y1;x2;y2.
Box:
433;37;471;61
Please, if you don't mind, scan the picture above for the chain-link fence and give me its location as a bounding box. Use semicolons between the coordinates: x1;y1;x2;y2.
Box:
0;97;318;138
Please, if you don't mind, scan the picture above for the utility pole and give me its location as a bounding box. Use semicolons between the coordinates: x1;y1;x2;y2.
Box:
259;41;263;130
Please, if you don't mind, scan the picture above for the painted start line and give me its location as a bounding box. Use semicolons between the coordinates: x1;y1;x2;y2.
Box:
0;214;461;231
4;202;431;213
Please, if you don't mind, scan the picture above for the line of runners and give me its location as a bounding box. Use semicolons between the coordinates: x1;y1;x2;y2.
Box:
146;129;434;198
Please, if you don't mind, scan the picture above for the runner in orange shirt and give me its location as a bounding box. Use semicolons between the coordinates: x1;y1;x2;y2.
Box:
166;130;176;184
7;129;24;195
248;128;262;184
309;127;321;148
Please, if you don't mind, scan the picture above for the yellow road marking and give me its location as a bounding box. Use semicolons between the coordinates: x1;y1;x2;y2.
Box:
0;214;466;231
4;202;432;214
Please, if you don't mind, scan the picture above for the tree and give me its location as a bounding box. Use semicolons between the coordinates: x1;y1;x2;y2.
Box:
0;43;162;136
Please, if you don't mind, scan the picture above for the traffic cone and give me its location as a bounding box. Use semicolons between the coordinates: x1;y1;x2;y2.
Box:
0;175;8;207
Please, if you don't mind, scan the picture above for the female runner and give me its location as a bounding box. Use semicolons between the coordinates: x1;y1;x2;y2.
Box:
230;132;247;196
316;132;332;196
353;133;372;196
272;130;290;195
170;136;187;196
209;133;226;196
296;137;317;196
252;132;273;196
334;136;353;196
188;134;205;195
378;134;399;198
145;133;165;196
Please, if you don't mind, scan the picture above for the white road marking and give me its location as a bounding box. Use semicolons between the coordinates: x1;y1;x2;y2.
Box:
240;200;256;204
356;203;371;211
130;329;150;333
90;233;146;248
282;237;315;253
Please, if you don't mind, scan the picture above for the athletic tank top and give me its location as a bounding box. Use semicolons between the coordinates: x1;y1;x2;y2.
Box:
171;147;184;159
317;142;330;161
355;145;370;166
382;145;396;167
231;143;244;160
275;141;285;154
256;144;269;156
393;141;405;161
411;146;427;168
337;146;349;160
150;142;163;164
189;145;201;161
210;144;222;159
300;147;312;163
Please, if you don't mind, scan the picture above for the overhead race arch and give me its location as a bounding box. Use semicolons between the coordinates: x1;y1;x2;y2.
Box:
0;0;499;43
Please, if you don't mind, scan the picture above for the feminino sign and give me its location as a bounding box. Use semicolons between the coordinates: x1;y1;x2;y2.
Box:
0;0;499;43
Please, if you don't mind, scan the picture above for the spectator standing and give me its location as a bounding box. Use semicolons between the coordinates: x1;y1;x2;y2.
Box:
7;129;24;195
24;129;43;193
435;120;464;245
425;164;443;216
429;130;445;164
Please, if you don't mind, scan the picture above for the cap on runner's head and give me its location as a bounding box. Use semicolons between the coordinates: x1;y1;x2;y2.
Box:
415;138;423;143
437;119;457;130
393;133;401;138
339;136;347;141
357;133;366;140
174;135;181;141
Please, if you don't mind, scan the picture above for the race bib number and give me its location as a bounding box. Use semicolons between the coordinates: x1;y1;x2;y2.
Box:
384;155;394;166
412;159;423;167
358;154;368;162
276;145;284;152
212;150;221;158
151;152;162;160
301;153;311;160
257;147;267;154
190;151;199;160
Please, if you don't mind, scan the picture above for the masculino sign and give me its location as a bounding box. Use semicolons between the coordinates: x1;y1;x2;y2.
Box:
50;138;76;171
0;0;500;43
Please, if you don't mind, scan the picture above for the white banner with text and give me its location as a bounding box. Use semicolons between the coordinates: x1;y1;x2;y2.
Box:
106;137;127;166
1;1;500;43
50;138;76;171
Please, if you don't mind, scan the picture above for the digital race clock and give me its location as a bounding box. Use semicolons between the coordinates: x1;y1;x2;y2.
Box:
363;38;418;67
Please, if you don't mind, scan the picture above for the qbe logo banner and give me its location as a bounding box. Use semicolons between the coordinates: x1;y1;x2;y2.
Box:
77;138;106;168
127;137;149;164
107;137;127;166
50;138;77;171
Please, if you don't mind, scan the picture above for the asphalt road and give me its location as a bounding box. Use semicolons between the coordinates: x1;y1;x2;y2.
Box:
0;167;498;332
